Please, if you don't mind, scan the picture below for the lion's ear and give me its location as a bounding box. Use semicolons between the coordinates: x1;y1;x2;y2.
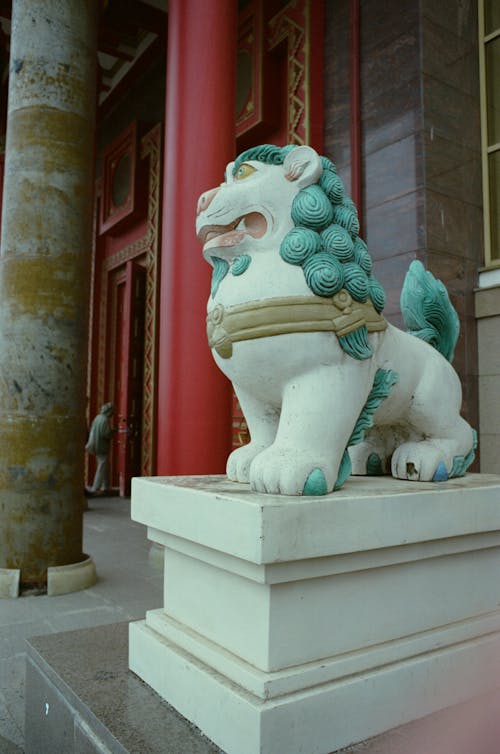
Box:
283;146;323;187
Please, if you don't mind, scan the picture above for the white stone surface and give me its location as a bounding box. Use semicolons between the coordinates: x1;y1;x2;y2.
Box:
131;474;500;562
130;621;500;754
129;474;500;754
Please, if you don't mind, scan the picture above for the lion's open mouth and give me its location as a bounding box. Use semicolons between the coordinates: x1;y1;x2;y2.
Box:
198;212;267;248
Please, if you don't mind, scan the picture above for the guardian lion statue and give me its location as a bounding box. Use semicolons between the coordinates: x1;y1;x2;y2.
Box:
196;144;476;496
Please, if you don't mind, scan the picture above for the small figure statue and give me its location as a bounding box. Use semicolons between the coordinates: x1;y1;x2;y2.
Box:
85;402;116;496
196;144;476;496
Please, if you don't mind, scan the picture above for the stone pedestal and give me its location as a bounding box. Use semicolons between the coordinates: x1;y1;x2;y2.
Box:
129;474;500;754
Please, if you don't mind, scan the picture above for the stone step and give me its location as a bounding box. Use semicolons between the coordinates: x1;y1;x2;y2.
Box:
24;623;223;754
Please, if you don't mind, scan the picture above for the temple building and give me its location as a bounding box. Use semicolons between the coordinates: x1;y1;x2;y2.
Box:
0;0;498;594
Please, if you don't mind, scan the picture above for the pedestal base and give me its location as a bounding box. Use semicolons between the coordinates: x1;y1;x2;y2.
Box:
129;474;500;754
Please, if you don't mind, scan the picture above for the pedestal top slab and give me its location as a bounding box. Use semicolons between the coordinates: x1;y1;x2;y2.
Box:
131;474;500;564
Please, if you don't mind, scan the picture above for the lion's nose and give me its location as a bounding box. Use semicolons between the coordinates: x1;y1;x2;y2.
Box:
197;187;219;216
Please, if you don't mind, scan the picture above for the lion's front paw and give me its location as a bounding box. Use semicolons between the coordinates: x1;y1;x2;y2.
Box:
227;442;270;483
249;445;337;496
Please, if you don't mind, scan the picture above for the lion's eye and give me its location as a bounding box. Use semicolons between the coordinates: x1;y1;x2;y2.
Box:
235;163;256;181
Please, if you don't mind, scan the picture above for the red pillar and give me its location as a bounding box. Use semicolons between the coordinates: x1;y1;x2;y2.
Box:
156;0;236;475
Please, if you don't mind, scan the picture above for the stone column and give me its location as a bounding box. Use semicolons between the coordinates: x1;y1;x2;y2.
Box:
0;0;99;595
156;0;237;476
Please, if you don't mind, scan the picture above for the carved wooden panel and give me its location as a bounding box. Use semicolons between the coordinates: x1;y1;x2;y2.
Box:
99;121;140;235
235;0;323;151
267;0;323;147
236;1;264;136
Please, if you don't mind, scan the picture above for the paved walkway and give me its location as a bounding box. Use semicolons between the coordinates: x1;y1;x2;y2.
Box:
0;496;163;753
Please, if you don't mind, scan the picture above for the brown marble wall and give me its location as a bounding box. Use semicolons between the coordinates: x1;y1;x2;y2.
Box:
324;0;425;325
323;0;482;441
421;0;482;436
323;0;351;183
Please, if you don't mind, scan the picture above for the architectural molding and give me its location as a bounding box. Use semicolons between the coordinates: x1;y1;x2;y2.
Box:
95;123;162;477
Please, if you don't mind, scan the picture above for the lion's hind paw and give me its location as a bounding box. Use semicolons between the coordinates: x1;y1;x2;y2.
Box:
391;441;454;482
349;440;389;476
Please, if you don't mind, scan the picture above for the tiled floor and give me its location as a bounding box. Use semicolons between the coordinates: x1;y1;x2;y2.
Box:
0;496;163;753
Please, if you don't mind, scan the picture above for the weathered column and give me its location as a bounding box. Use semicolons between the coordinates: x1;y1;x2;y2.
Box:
156;0;237;476
0;0;99;595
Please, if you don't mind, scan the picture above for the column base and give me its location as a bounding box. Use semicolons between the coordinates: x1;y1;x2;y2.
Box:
0;567;20;598
47;554;97;596
1;555;97;598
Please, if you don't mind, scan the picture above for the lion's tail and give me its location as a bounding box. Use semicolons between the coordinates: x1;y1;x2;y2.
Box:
400;260;460;363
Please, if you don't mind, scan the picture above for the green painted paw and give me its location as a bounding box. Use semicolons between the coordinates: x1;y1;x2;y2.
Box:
303;468;328;496
366;452;383;475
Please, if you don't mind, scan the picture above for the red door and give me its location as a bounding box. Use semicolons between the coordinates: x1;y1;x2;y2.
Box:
115;260;146;496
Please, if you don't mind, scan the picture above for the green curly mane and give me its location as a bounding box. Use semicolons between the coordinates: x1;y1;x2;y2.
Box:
234;144;386;360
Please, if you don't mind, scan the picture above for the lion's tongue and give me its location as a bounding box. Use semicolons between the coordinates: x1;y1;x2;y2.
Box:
208;229;246;248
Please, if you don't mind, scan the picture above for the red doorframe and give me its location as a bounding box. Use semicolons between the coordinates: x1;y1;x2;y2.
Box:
106;260;148;496
111;272;126;489
115;260;146;496
87;124;162;490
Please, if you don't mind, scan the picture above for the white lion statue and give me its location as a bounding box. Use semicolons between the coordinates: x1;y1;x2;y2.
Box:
196;144;476;496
